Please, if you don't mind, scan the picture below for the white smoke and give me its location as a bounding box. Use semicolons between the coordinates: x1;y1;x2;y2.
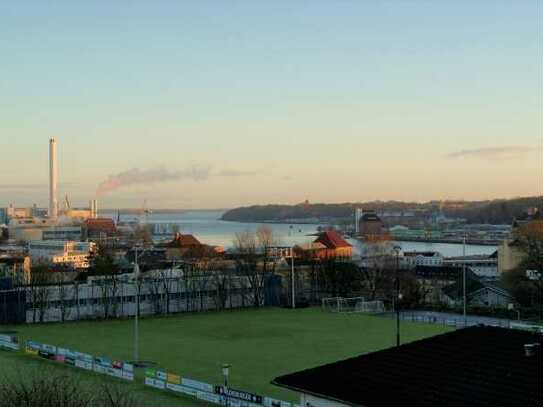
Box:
97;166;211;195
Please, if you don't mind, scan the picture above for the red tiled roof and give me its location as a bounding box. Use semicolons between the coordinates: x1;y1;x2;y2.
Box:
167;233;202;248
314;231;352;249
84;218;116;232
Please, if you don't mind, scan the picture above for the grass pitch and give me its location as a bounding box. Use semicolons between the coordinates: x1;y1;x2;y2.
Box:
1;307;449;406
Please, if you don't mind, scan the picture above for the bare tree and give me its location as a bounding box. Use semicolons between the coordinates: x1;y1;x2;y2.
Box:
145;276;161;315
360;241;396;300
187;258;214;311
91;246;121;319
27;264;55;323
212;262;231;310
512;222;543;306
233;226;279;307
132;224;154;247
232;231;257;306
316;256;360;298
52;271;74;323
256;225;280;271
146;271;174;315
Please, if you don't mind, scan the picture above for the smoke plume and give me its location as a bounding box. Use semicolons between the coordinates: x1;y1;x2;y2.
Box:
97;166;211;195
447;146;543;160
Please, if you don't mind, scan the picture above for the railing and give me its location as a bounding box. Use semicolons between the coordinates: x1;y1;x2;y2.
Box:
385;311;543;331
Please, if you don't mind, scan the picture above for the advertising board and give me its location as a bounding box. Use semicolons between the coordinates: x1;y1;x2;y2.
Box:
182;377;215;393
264;397;292;407
94;356;134;381
215;386;263;405
0;334;19;351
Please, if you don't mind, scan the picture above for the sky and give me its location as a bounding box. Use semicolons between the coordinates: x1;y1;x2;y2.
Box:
1;1;543;209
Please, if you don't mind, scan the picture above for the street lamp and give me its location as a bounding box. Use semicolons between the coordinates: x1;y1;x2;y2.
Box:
222;363;231;387
291;246;295;309
393;245;402;347
222;363;231;407
133;244;145;364
462;233;469;327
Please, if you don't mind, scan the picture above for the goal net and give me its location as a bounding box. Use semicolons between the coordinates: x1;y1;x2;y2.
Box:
322;297;385;314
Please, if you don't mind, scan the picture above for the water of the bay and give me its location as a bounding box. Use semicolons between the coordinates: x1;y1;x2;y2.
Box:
104;210;497;257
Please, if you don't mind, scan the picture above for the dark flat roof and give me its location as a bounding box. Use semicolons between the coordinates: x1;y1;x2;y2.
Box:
273;326;543;407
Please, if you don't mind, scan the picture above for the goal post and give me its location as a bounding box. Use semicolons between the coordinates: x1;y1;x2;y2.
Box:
322;297;385;314
355;300;385;314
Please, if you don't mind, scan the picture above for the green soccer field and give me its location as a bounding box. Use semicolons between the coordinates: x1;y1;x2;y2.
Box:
0;307;450;406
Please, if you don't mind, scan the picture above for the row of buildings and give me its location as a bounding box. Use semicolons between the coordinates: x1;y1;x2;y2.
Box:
354;209;511;244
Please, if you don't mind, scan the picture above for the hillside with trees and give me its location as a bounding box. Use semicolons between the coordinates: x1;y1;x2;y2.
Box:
221;196;543;225
444;196;543;224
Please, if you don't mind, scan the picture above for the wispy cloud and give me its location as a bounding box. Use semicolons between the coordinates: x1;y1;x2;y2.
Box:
447;146;543;160
216;169;259;177
0;183;44;190
0;182;76;190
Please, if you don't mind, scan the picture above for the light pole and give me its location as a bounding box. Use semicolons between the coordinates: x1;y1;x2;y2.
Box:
133;245;144;364
291;246;295;309
222;364;231;407
462;234;467;327
393;245;402;347
222;363;231;387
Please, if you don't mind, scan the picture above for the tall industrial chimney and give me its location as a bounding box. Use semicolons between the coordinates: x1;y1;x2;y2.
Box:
49;138;58;219
89;199;98;219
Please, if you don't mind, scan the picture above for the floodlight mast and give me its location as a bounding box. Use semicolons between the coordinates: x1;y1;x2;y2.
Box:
291;246;295;309
133;245;143;363
393;245;402;347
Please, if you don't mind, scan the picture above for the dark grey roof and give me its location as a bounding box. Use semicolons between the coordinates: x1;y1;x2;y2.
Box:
273;326;543;407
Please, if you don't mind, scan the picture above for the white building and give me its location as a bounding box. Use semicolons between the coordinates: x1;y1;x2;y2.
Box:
8;217;54;242
526;270;541;281
11;270;259;323
443;254;498;279
42;226;82;241
354;208;363;234
401;251;443;268
28;240;96;269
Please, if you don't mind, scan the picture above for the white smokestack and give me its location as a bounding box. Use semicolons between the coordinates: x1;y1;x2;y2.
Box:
89;199;98;219
49;138;58;219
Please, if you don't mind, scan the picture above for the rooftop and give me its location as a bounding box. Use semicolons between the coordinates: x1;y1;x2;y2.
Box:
273;326;543;407
360;213;383;222
84;218;116;232
414;265;476;279
295;242;327;251
166;233;202;248
314;230;352;249
403;251;441;257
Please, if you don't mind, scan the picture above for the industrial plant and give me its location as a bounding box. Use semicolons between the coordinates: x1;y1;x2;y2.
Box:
0;138;101;269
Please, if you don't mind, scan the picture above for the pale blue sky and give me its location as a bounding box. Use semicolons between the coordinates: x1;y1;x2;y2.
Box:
2;1;543;208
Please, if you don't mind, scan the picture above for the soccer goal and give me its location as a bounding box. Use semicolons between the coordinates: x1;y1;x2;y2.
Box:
322;297;385;314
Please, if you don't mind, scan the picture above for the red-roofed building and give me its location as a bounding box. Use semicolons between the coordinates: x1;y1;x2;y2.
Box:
166;233;224;260
83;218;117;239
166;233;202;248
296;230;353;260
314;230;353;259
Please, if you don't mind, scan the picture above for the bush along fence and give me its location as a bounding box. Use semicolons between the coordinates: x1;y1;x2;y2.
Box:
0;334;295;407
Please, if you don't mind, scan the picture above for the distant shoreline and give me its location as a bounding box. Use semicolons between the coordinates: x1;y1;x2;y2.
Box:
100;208;229;215
221;219;323;225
